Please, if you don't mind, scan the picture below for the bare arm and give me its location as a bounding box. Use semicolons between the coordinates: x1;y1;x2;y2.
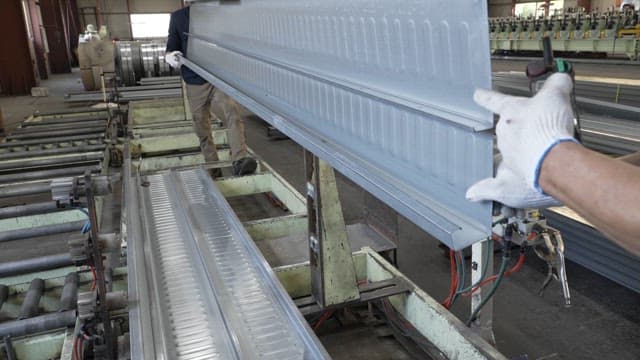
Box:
540;142;640;256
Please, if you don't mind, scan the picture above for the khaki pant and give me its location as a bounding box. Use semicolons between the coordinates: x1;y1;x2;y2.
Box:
185;82;248;162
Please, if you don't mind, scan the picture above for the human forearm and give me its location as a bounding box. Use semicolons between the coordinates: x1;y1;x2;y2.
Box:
539;142;640;256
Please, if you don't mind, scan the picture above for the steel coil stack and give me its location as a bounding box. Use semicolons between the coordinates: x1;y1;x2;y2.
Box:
116;40;174;86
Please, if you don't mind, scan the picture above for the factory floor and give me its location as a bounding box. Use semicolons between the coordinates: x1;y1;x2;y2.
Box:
1;64;639;360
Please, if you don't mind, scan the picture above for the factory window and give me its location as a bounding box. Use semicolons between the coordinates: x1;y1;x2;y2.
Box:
130;14;170;39
515;1;565;17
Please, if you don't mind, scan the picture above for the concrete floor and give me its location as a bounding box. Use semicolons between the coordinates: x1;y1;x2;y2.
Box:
0;69;86;133
1;68;639;359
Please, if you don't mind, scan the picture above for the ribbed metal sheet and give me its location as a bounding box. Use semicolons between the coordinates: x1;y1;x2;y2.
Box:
186;0;494;250
125;167;328;359
544;208;640;293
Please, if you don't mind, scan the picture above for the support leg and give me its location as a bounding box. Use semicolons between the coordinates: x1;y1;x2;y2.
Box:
305;151;359;308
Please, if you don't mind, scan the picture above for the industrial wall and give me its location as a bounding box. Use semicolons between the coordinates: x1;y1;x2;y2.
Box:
76;0;181;40
0;0;37;95
488;0;618;17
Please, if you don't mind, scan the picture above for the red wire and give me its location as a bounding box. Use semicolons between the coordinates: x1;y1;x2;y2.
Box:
313;309;335;331
441;250;458;309
73;336;78;360
463;252;526;297
90;267;97;291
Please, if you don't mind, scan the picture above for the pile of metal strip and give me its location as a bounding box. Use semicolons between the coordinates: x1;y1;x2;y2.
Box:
65;83;183;103
116;41;139;86
116;40;175;86
580;114;640;155
125;166;328;359
0;110;108;186
185;0;495;250
492;73;640;155
543;208;640;293
493;72;640;107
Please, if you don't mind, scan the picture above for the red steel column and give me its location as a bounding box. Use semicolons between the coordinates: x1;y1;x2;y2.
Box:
0;0;37;95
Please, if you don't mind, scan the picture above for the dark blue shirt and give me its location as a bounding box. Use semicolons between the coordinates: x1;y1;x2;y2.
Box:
166;7;206;85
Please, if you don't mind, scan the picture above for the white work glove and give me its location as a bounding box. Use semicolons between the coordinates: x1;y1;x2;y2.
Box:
467;163;561;209
165;51;183;68
466;73;578;208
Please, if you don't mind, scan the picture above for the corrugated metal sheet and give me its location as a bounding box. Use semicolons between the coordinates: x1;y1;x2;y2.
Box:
544;208;640;293
185;0;495;250
125;167;329;359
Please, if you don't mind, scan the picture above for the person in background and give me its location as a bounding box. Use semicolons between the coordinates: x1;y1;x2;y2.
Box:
165;6;256;178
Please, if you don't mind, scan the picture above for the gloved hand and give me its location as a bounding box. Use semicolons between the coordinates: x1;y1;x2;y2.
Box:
467;163;561;209
466;73;578;209
473;72;578;192
165;51;183;68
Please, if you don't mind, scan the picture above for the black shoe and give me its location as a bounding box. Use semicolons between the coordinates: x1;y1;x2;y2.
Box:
232;157;257;176
209;168;223;179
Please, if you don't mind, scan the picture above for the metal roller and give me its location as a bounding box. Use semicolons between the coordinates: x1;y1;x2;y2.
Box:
0;202;62;220
0;144;106;161
0;182;52;199
0;254;74;278
0;285;8;310
58;273;79;312
21;115;108;126
18;279;44;319
0;164;102;185
0;221;87;243
3;335;16;360
12;120;106;133
0;134;104;149
0;152;104;172
0;310;76;338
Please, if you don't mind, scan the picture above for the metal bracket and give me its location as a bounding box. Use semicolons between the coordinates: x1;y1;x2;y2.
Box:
305;150;360;308
296;277;412;316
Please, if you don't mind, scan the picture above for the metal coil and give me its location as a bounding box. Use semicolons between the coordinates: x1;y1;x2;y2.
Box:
116;40;172;86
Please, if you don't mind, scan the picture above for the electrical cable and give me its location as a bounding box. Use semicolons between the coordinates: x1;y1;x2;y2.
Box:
456;240;492;295
441;250;458;309
312;309;335;331
73;335;79;360
90;267;97;291
465;248;526;297
449;251;465;306
466;231;513;326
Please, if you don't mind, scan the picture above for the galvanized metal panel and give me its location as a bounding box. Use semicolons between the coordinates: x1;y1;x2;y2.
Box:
125;166;329;359
185;0;494;249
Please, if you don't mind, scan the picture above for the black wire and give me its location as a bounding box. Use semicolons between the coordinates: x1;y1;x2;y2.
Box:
466;226;514;326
